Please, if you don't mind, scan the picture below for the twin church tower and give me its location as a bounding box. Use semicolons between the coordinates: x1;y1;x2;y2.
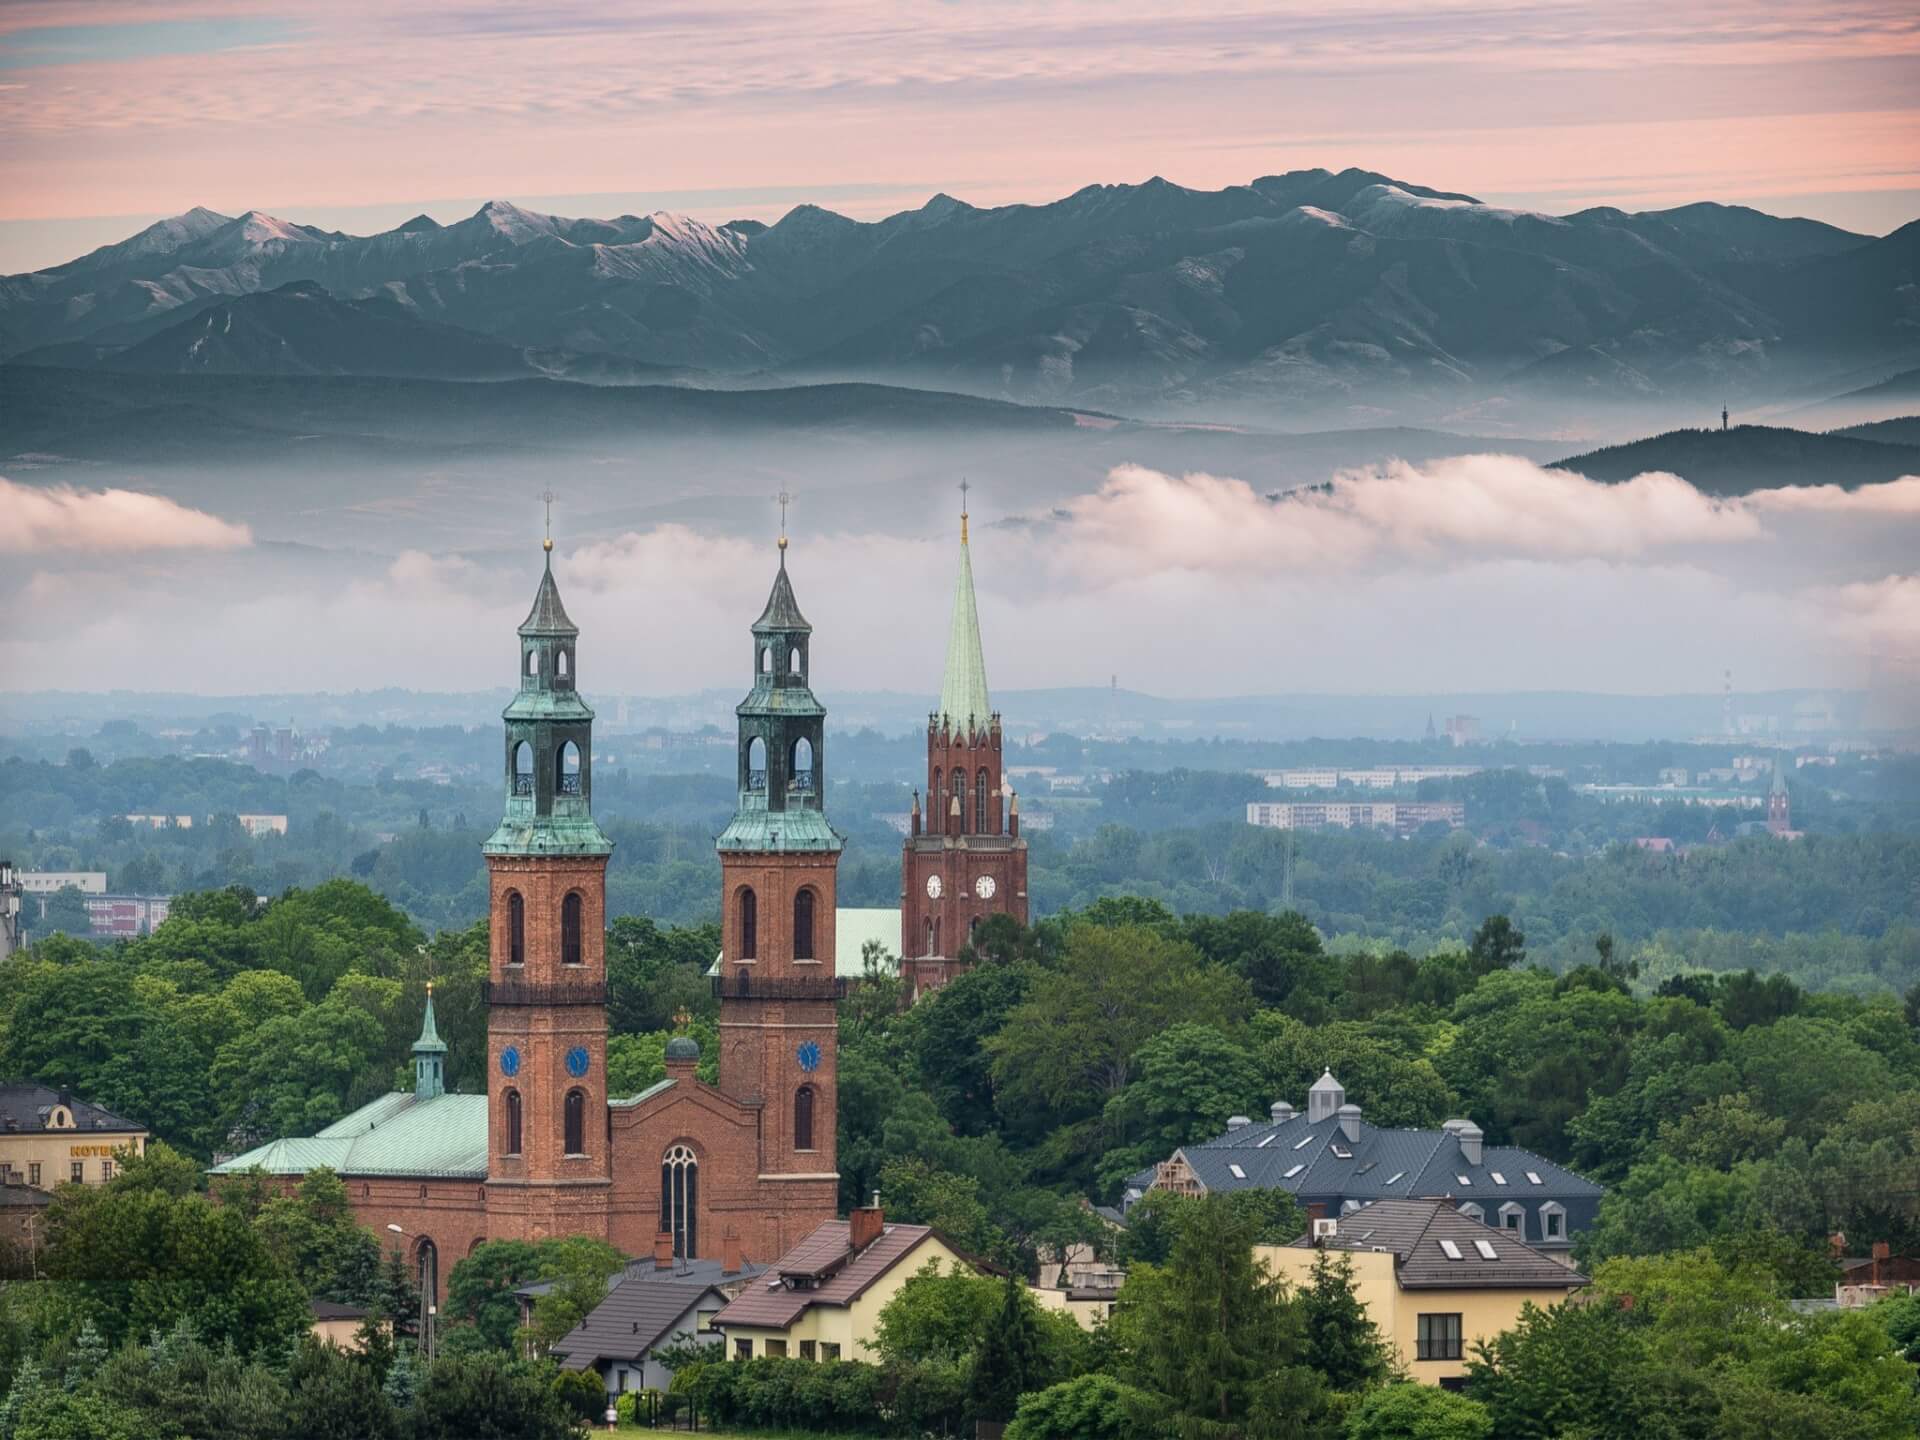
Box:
474;502;1025;1258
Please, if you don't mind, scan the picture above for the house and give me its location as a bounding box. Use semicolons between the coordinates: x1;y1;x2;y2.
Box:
517;1229;768;1332
309;1301;374;1351
1033;1256;1126;1331
0;1084;149;1191
550;1276;730;1396
1127;1070;1603;1254
710;1205;986;1360
1835;1242;1920;1308
1260;1200;1587;1387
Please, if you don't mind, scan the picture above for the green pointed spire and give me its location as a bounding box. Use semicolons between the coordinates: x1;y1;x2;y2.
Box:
413;985;445;1100
937;501;992;737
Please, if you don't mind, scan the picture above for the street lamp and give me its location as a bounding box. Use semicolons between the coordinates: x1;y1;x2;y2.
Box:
380;1236;433;1367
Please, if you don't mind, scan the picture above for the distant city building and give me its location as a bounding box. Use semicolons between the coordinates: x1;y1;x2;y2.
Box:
0;1085;148;1191
1256;765;1481;791
80;894;172;939
1246;801;1465;835
1658;768;1690;786
124;814;194;829
18;872;106;896
1442;715;1482;747
1631;837;1679;854
0;862;21;963
1577;785;1761;809
1766;759;1801;839
234;814;289;837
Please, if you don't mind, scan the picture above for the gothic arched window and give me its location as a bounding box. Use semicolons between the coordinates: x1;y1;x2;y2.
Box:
747;736;767;791
564;1088;586;1155
924;917;934;956
512;741;533;797
794;888;815;960
932;768;942;814
556;649;569;678
957;778;968;831
739;887;758;959
561;891;583;966
759;647;771;674
661;1145;698;1258
504;1089;522;1155
526;649;539;676
506;891;525;965
789;646;802;675
977;770;989;832
557;740;582;796
795;1086;815;1152
791;736;814;790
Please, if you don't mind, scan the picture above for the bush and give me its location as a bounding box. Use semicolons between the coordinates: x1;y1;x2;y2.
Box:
688;1357;889;1433
1345;1383;1492;1440
553;1366;607;1422
1003;1375;1162;1440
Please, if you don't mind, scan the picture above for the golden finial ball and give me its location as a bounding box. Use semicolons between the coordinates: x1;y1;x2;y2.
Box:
543;537;554;552
778;535;788;550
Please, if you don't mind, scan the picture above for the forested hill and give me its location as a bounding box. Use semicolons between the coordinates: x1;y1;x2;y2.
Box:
1552;422;1920;493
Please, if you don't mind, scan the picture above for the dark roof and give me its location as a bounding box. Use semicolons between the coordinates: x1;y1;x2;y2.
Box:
1286;1199;1587;1290
712;1220;943;1330
310;1301;369;1322
550;1279;723;1369
516;1254;769;1301
0;1184;52;1209
1167;1110;1601;1210
0;1083;144;1135
752;555;811;633
519;556;577;636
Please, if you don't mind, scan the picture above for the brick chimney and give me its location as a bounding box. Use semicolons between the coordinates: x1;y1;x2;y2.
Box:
849;1204;884;1253
1305;1201;1327;1224
654;1229;674;1270
722;1227;742;1276
1873;1239;1891;1287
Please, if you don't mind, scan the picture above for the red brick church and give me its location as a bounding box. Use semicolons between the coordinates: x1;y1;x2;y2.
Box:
213;535;842;1301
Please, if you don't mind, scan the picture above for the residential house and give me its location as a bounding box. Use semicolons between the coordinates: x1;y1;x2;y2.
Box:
1127;1071;1603;1255
1260;1200;1588;1387
710;1205;986;1360
551;1278;730;1396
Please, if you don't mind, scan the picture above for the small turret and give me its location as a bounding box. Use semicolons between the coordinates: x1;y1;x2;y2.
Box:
413;984;447;1100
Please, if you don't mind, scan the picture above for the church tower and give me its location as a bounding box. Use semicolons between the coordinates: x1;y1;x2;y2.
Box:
482;537;614;1241
1767;757;1792;835
714;534;844;1203
900;495;1028;1003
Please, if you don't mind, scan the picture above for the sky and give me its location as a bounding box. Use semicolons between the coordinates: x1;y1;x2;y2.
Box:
3;0;1920;272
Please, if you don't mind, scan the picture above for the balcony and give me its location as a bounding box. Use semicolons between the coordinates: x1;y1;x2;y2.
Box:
557;773;583;796
788;770;815;793
483;978;609;1007
711;974;848;1002
511;774;534;796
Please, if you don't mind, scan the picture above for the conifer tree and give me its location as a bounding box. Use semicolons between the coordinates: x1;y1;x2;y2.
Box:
969;1272;1045;1422
1299;1249;1390;1391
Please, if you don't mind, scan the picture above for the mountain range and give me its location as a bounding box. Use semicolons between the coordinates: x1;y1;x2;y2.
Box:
6;170;1916;426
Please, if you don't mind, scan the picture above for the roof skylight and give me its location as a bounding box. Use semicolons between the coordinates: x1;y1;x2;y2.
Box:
1473;1239;1498;1260
1228;1164;1246;1179
1456;1175;1472;1186
1526;1171;1543;1185
1283;1163;1305;1179
1293;1134;1315;1150
1439;1239;1463;1260
1385;1171;1405;1185
1331;1144;1352;1159
1490;1171;1507;1185
1256;1135;1276;1148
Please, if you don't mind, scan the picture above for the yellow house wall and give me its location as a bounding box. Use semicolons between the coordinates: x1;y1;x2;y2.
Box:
724;1237;974;1360
1032;1288;1117;1331
1259;1245;1578;1384
0;1132;146;1190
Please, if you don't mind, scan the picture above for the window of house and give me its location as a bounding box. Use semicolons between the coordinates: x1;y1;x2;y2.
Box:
561;891;583;965
564;1088;586;1155
765;1340;788;1358
794;888;815;960
1417;1313;1463;1361
70;1161;84;1183
28;1163;40;1187
1500;1205;1524;1235
1541;1205;1565;1240
507;890;525;965
821;1343;841;1361
799;1340;816;1361
101;1159;114;1181
739;888;758;959
795;1086;815;1152
735;1338;752;1360
504;1089;522;1156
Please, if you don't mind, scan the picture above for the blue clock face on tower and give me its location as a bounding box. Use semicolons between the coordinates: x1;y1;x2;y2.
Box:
565;1046;591;1078
499;1046;521;1078
796;1040;822;1073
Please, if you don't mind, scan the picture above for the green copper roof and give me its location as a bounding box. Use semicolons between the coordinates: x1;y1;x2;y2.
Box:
482;815;613;857
754;553;811;633
521;553;577;635
209;1092;489;1180
412;990;446;1055
716;806;842;854
937;517;993;736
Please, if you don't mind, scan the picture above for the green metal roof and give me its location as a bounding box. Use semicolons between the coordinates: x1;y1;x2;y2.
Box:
520;554;577;636
937;521;993;736
715;806;842;854
608;1077;677;1109
209;1092;489;1180
753;553;811;633
412;991;446;1055
482;814;614;857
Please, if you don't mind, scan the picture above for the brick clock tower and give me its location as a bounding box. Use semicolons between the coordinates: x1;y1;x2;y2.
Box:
482;540;615;1241
900;501;1028;1003
714;539;844;1212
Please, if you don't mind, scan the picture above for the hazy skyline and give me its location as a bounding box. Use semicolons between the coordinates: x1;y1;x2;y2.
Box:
3;0;1919;271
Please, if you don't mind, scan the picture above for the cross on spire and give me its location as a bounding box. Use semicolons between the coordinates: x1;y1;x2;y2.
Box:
777;490;791;552
540;489;557;553
959;479;970;544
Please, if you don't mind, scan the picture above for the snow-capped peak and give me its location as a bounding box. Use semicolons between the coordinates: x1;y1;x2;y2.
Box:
234;211;315;244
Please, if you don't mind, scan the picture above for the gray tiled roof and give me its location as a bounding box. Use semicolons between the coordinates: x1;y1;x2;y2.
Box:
518;1254;769;1301
551;1279;723;1369
0;1083;143;1135
1169;1109;1601;1208
712;1220;941;1330
1285;1199;1587;1290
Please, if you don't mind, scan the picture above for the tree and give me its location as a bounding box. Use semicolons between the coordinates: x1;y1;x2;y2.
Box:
1116;1194;1326;1439
1466;915;1525;976
1185;910;1335;1017
522;1236;626;1354
408;1352;579;1440
34;887;93;940
970;1273;1049;1423
873;1159;1007;1264
285;1336;399;1440
912;961;1033;1135
1004;1375;1161;1440
1464;1300;1666;1440
252;1168;382;1303
1344;1383;1491;1440
871;1259;1002;1365
1299;1249;1390;1392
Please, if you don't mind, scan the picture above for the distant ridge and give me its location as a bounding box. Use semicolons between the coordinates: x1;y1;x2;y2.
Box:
1552;423;1920;494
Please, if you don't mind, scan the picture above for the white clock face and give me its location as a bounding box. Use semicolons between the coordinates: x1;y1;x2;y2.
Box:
925;875;943;899
975;875;997;899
